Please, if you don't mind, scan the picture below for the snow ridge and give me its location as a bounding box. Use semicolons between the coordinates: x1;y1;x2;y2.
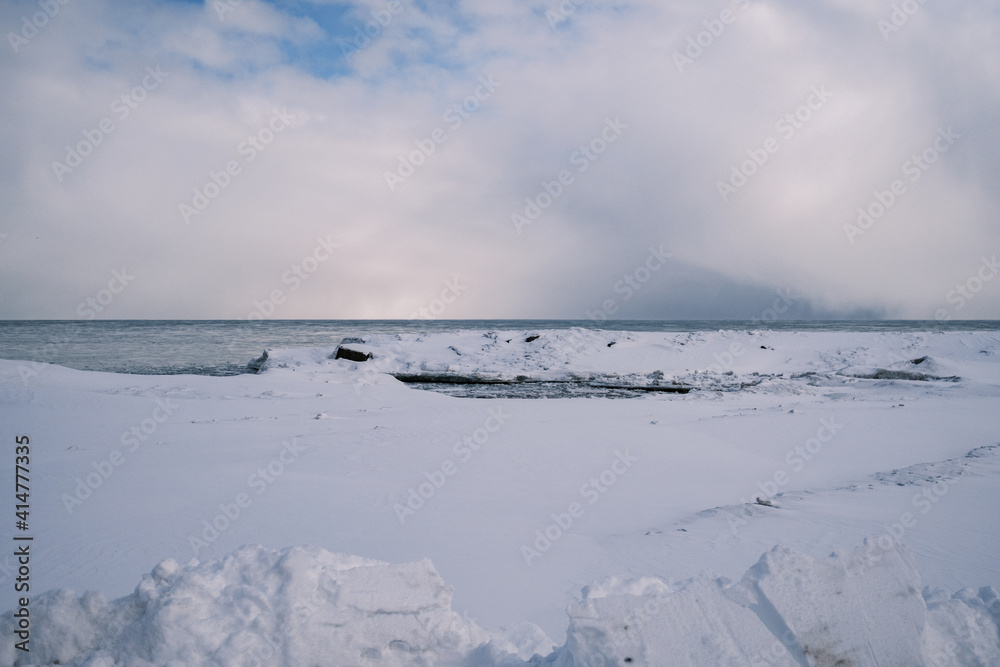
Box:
3;541;997;666
254;329;999;399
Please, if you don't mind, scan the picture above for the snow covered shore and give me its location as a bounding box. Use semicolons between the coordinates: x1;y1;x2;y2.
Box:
1;328;999;664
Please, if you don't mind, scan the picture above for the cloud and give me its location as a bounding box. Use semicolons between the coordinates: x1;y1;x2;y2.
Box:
0;0;997;319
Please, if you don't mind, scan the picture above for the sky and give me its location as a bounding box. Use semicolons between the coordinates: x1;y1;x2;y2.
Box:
0;0;998;320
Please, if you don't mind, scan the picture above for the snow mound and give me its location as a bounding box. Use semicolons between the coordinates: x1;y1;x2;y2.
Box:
873;443;1000;488
252;329;1000;398
0;545;512;667
549;541;998;667
3;542;997;666
254;330;805;398
840;354;963;382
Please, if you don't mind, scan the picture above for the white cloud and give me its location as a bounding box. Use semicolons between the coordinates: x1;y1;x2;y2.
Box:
0;0;997;319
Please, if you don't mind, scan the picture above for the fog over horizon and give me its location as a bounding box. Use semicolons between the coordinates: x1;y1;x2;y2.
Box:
1;0;998;320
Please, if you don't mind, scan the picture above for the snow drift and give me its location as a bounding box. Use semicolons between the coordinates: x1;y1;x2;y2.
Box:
1;546;506;667
4;541;997;667
253;328;991;398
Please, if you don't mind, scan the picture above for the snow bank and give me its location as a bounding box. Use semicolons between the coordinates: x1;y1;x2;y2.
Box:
0;545;513;667
255;328;1000;397
4;542;997;666
552;541;1000;667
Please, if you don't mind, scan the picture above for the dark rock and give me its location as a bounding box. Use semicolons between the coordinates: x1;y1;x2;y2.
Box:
334;346;371;362
911;355;929;365
246;350;269;373
525;335;540;342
